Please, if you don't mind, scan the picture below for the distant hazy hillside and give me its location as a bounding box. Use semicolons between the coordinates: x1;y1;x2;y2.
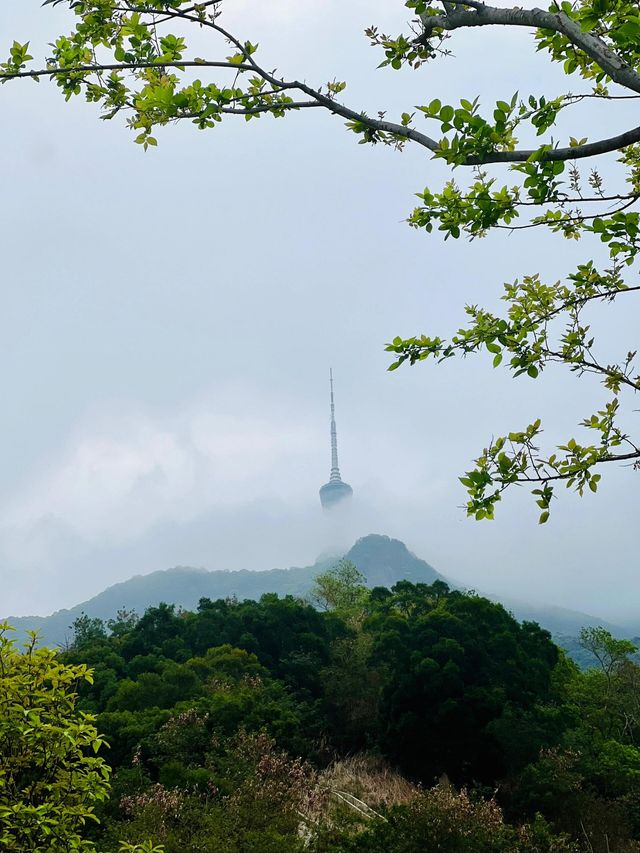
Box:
5;532;631;652
5;534;444;647
491;596;630;640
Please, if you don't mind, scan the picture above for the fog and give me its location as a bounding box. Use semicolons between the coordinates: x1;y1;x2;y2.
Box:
0;1;637;624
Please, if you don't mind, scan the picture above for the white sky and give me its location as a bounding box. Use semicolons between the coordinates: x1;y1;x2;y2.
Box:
0;1;637;622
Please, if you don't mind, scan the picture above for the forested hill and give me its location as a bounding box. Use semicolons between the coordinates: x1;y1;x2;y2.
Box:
5;535;445;647
5;532;630;648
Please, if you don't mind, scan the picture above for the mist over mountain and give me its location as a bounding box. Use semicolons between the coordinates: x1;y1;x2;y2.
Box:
5;534;632;654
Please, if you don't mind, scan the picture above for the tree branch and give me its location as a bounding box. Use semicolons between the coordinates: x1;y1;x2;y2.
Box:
123;4;446;151
9;0;640;169
0;59;255;79
465;125;640;165
419;2;640;95
544;349;640;391
187;100;322;116
535;284;640;327
508;450;640;483
16;56;635;166
494;196;639;231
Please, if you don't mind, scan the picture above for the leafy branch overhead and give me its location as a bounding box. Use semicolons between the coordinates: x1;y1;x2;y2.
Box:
3;0;639;520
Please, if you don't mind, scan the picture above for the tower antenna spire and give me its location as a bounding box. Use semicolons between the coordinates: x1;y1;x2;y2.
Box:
319;368;353;509
329;368;341;482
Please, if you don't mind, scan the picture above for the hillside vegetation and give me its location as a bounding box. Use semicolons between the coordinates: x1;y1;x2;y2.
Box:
4;566;640;851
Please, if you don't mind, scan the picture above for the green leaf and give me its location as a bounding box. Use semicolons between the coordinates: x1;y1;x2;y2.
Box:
440;104;454;123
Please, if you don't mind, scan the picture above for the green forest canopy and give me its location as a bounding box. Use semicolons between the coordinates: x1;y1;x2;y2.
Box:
4;571;640;851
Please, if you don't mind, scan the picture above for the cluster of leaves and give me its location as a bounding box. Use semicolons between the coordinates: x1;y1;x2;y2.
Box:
380;1;640;516
505;627;640;848
536;0;640;82
386;258;640;520
0;0;332;150
111;729;321;853
0;624;111;852
0;623;160;853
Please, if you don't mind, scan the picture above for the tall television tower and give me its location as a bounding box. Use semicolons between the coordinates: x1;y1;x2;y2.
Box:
319;369;353;510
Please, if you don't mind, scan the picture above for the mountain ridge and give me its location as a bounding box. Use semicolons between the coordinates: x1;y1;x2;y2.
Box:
4;533;632;648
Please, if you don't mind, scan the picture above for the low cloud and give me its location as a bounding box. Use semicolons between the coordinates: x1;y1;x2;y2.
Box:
0;385;400;616
2;391;320;544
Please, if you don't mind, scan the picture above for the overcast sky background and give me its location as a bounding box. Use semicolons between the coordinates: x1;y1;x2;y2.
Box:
0;1;637;623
